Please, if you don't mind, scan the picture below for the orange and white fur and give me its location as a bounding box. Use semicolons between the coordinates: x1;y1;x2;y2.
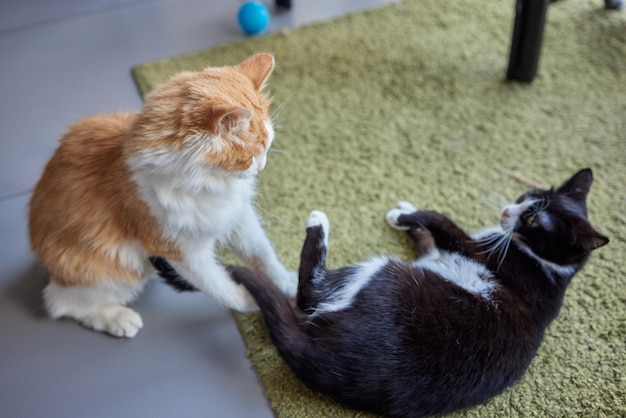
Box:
28;53;296;338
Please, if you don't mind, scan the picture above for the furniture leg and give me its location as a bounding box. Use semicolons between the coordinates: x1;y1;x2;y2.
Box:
506;0;551;83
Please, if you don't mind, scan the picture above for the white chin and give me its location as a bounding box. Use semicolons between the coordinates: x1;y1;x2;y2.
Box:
235;170;258;179
500;218;516;232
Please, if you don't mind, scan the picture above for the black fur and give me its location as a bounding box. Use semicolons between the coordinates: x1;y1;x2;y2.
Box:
229;169;608;418
156;169;609;418
149;256;198;292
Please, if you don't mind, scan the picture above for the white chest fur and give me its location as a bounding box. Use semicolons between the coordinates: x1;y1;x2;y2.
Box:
413;251;497;300
126;147;257;246
144;174;254;243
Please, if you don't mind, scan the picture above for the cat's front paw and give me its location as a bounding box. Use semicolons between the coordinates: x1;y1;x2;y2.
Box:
229;286;259;312
272;268;298;297
397;201;417;212
386;201;418;231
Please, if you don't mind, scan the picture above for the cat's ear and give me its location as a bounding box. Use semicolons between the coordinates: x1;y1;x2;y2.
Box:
235;53;275;91
209;107;253;135
577;228;609;251
557;168;593;202
569;217;609;251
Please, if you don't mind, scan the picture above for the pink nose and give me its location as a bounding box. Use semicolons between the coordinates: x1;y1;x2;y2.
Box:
502;208;510;217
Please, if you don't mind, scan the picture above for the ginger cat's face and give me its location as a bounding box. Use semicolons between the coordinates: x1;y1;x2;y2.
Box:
126;53;276;183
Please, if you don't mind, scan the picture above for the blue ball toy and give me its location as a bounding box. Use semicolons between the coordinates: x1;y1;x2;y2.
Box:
238;2;270;36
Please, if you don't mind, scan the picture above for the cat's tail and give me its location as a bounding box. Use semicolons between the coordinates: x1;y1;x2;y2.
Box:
150;256;200;292
151;258;311;361
226;265;312;362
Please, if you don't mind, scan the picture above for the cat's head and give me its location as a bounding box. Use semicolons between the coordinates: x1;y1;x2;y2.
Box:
501;169;609;267
128;53;276;183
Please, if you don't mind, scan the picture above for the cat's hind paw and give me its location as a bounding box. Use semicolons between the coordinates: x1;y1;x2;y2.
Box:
386;201;418;231
306;210;329;230
306;210;329;245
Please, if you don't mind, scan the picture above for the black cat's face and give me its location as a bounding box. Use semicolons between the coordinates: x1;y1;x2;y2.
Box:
500;169;608;266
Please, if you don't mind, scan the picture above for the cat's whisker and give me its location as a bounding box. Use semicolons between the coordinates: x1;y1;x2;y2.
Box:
270;91;302;140
477;230;513;272
495;235;513;272
268;147;288;155
481;239;504;259
476;234;505;245
481;194;508;212
254;202;298;228
480;233;509;253
270;89;301;123
480;240;500;258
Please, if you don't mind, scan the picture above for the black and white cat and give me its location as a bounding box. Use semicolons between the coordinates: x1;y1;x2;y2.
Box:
156;168;608;418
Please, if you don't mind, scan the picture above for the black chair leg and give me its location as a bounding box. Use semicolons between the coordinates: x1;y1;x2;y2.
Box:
276;0;291;9
506;0;551;83
605;0;624;10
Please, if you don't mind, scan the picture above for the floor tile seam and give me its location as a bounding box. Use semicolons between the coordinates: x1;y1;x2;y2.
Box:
0;0;155;37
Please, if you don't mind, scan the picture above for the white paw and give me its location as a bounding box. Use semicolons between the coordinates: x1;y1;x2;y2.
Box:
229;287;259;313
83;305;143;338
274;269;298;297
386;201;417;231
306;210;329;231
306;210;330;245
397;201;417;212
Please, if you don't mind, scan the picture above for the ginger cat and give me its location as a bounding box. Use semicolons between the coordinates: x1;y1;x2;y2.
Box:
28;53;296;338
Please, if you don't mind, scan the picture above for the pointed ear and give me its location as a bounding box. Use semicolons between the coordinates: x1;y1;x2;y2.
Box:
235;53;275;91
578;230;609;251
557;168;594;202
209;108;252;135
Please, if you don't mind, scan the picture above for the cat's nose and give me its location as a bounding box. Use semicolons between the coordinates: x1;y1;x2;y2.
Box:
502;207;510;217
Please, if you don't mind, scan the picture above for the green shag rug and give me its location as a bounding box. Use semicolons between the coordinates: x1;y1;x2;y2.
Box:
132;0;625;416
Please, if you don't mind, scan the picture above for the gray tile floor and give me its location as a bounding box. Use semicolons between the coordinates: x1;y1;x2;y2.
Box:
0;1;394;417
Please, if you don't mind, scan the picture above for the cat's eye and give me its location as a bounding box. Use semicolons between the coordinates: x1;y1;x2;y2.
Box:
522;212;538;227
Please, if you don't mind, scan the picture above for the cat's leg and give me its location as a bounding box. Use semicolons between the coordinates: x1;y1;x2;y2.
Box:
297;210;330;312
385;200;419;232
43;278;145;338
229;206;297;297
170;240;258;312
386;201;474;256
386;201;439;258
